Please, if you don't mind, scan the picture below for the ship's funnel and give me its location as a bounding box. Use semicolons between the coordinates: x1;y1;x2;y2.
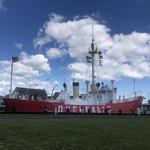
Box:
73;81;79;99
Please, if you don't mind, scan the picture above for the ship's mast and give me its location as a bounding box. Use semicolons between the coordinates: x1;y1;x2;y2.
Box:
87;24;103;92
91;41;95;85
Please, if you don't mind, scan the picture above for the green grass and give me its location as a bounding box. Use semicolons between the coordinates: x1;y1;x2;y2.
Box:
0;114;150;150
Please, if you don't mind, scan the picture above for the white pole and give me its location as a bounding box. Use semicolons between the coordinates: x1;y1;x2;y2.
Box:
9;60;13;93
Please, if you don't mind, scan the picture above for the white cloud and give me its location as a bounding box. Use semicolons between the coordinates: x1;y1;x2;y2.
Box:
34;13;150;81
0;52;51;95
46;48;67;59
46;48;61;59
104;32;150;79
20;51;51;72
68;62;91;80
34;14;112;61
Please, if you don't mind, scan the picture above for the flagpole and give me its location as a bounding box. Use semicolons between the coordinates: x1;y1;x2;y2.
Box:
9;56;19;93
9;59;13;93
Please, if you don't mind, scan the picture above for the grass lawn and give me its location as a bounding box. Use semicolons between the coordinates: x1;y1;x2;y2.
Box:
0;114;150;150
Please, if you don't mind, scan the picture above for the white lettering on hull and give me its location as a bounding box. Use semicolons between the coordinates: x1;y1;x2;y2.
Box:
58;106;63;112
62;105;109;113
79;106;83;113
85;106;89;113
97;106;101;113
73;106;77;112
92;106;95;113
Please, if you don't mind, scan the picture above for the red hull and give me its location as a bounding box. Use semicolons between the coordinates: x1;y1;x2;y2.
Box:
4;96;143;114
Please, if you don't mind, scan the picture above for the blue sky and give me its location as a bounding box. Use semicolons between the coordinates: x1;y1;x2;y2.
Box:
0;0;150;102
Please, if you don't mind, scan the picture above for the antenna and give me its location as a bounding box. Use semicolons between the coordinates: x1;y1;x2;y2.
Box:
92;21;94;41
